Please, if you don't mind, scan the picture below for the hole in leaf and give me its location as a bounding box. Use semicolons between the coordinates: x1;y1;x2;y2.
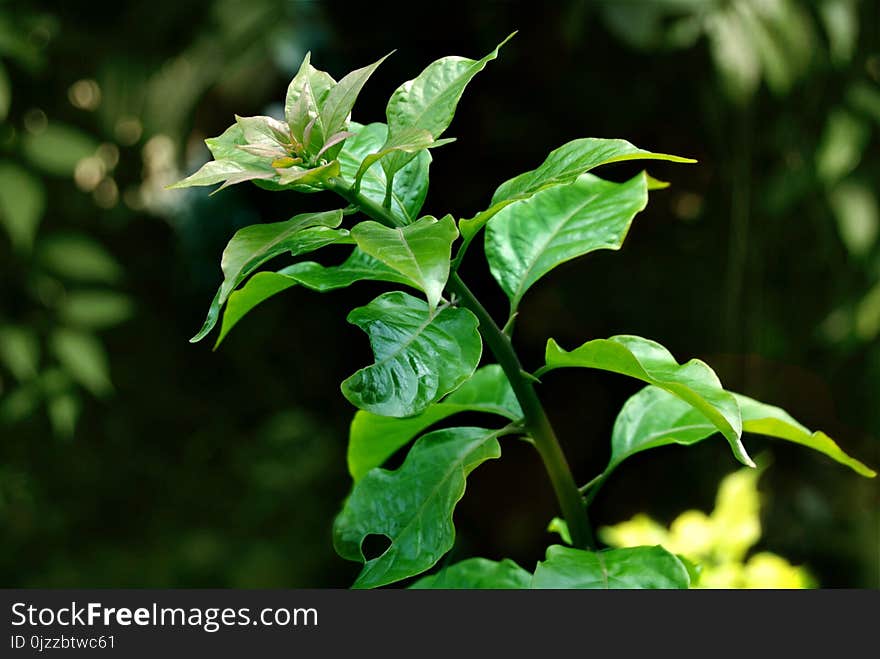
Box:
361;533;392;561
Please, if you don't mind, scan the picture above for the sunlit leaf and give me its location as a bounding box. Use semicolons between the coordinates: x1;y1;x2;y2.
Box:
334;426;502;588
341;291;482;417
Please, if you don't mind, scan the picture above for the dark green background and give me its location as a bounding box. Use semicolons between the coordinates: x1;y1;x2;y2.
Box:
1;1;877;587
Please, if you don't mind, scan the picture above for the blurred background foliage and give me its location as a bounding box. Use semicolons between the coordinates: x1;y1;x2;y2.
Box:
0;0;876;587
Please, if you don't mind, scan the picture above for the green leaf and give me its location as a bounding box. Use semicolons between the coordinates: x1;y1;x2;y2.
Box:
736;395;875;477
215;249;416;347
493;138;696;205
0;326;40;381
285;52;337;154
341;291;482;417
531;545;690;589
338;122;431;223
354;127;454;189
191;210;348;343
608;385;876;478
168;123;275;191
381;33;514;175
37;234;123;283
541;335;751;466
49;329;112;397
59;291;133;329
22;123;99;176
410;558;531;589
485;172;649;309
47;391;80;440
334;426;502;588
386;33;513;142
351;214;458;311
347;364;522;480
458;138;693;249
0;162;45;253
321;52;393;141
275;159;340;189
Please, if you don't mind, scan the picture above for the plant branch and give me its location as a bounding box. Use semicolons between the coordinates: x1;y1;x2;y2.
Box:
325;177;595;549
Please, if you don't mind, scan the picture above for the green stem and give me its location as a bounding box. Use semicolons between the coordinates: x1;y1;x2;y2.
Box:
326;177;595;550
448;273;594;549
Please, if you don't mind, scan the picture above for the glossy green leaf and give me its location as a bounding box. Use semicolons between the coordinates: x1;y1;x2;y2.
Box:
736;395;875;477
341;291;482;417
486;172;649;309
37;234;123;283
321;52;392;140
338;122;431;223
168;123;275;191
410;558;531;589
531;545;690;589
386;33;513;141
285;52;336;151
0;162;45;253
541;334;751;466
351;214;458;311
381;33;514;175
275;159;340;188
609;385;875;478
492;138;695;205
191;210;348;343
347;364;522;480
0;326;40;381
354;127;453;189
22;123;99;176
215;249;416;347
459;138;693;247
50;329;112;397
334;426;502;588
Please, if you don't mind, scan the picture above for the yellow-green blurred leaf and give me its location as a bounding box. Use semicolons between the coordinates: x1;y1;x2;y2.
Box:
37;234;123;283
0;326;40;381
855;282;880;341
0;61;10;122
47;392;80;439
829;181;878;257
816;109;869;183
59;291;133;329
0;162;46;252
819;0;858;65
49;329;112;397
22;122;99;176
